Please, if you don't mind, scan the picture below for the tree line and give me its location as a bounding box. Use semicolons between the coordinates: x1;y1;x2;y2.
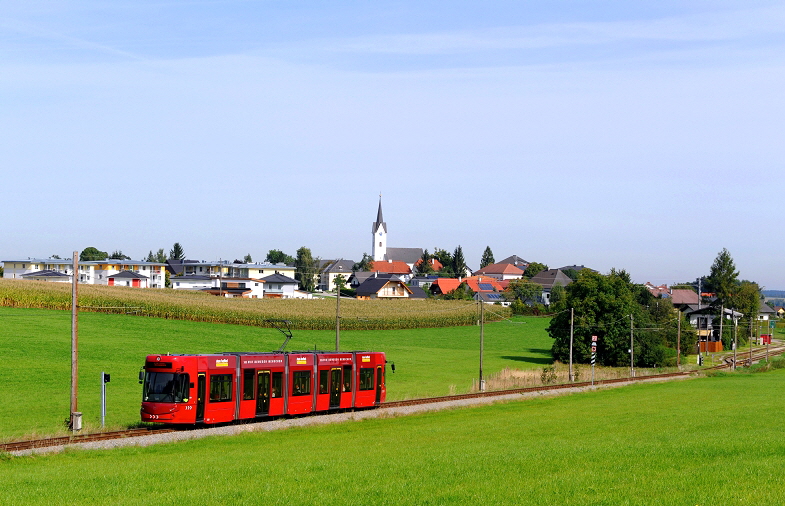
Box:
547;248;763;368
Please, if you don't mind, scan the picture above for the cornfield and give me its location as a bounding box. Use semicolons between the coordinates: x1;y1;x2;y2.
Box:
0;279;509;330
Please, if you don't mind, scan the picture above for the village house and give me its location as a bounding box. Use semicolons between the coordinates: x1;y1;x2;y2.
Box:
355;276;414;300
2;258;167;288
318;259;355;292
472;262;524;281
529;269;573;305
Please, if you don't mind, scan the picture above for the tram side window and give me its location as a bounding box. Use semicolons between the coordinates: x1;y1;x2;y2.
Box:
292;370;311;396
319;370;329;394
209;374;233;402
342;365;352;392
243;369;255;400
359;368;375;391
272;372;282;398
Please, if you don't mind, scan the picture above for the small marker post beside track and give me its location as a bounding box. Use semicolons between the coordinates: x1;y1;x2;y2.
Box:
591;335;598;386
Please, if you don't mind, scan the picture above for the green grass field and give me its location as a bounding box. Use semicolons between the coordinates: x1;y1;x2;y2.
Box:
4;369;785;504
0;307;552;439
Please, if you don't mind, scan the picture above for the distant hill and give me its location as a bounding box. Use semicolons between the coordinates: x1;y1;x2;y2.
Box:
762;290;785;298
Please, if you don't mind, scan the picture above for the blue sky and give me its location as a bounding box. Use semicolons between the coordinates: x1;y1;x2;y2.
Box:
2;1;784;287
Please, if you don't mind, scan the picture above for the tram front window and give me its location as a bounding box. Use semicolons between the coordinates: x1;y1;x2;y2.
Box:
143;372;190;403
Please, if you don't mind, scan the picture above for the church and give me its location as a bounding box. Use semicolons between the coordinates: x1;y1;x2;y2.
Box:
371;197;423;271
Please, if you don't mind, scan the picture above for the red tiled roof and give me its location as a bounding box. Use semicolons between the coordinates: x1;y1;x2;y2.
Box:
473;263;524;276
669;289;700;305
415;258;443;271
370;260;412;274
430;278;462;294
464;276;503;292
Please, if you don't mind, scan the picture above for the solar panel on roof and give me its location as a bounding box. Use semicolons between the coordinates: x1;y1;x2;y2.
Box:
488;294;502;299
479;283;494;291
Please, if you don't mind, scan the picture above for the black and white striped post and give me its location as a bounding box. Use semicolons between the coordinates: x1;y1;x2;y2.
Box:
591;335;597;386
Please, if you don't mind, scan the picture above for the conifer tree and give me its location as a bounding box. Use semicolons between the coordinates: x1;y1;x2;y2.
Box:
480;246;495;268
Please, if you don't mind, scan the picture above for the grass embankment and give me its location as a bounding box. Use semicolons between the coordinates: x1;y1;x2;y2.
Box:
0;278;507;329
5;370;785;504
0;307;551;439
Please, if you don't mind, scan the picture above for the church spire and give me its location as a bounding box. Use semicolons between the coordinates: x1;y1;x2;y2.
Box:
375;195;384;228
372;195;386;234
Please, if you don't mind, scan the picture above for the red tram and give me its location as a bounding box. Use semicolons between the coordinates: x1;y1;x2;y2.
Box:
140;351;386;424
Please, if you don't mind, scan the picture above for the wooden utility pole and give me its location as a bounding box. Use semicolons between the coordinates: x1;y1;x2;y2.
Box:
732;307;737;370
219;259;223;297
720;304;725;369
479;299;485;391
630;315;634;378
677;315;681;368
335;276;341;352
749;315;753;366
70;251;79;431
569;308;574;382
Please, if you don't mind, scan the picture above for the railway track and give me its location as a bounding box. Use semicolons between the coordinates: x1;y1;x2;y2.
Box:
5;345;784;455
0;427;176;454
383;370;695;408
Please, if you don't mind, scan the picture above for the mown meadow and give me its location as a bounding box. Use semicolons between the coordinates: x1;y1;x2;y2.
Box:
5;369;785;504
0;306;552;440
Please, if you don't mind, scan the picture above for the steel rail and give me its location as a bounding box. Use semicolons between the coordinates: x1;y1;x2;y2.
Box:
0;427;176;454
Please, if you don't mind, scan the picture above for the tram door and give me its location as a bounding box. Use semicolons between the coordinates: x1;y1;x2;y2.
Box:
256;371;271;416
329;368;342;408
375;366;383;404
196;373;206;421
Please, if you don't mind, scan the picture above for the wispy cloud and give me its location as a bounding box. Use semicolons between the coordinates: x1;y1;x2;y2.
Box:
298;5;785;56
0;16;145;61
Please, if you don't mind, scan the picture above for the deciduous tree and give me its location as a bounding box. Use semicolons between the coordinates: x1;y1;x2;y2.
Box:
562;268;579;282
295;247;319;292
524;262;548;279
352;253;374;272
145;249;167;263
505;279;543;305
266;249;295;265
80;247;108;261
707;248;739;307
549;282;566;311
548;269;647;367
433;248;454;278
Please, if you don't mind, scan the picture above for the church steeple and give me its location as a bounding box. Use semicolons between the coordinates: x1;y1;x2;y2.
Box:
372;196;386;234
372;196;387;262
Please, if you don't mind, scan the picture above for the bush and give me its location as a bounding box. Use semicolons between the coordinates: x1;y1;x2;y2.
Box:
540;366;557;385
510;299;526;315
